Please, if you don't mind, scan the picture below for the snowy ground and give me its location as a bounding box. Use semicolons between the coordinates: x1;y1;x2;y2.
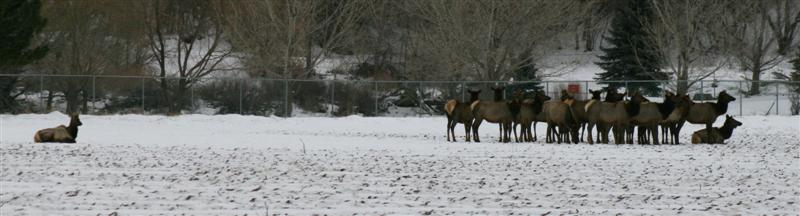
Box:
1;113;799;215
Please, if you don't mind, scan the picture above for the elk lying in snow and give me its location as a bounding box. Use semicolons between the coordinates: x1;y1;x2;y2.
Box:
691;115;742;144
675;91;736;144
34;113;83;143
444;89;482;142
471;86;514;142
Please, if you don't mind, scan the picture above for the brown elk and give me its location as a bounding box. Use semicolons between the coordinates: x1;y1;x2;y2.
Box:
33;113;83;143
560;89;602;142
444;89;482;142
674;91;736;144
471;86;515;142
510;90;549;142
530;90;552;142
691;115;742;144
604;88;626;102
544;95;580;144
585;92;640;144
629;91;680;144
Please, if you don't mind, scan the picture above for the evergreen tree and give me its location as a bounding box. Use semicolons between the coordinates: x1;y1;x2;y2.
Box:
507;55;542;98
789;50;800;93
0;0;48;113
595;0;665;95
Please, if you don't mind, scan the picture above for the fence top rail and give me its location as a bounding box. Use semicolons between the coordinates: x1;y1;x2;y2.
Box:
1;73;799;85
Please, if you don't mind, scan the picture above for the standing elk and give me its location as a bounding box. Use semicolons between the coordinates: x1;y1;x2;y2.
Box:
629;91;679;144
585;91;640;144
471;86;515;142
511;90;549;142
530;90;552;142
561;89;602;143
691;115;742;144
34;113;83;143
675;91;736;144
544;94;580;144
444;89;482;142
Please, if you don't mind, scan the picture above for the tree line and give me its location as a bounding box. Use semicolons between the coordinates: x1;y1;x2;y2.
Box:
1;0;799;115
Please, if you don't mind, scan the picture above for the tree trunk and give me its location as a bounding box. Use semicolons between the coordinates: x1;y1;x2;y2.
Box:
65;87;80;114
749;69;762;96
46;90;53;112
0;77;18;113
81;88;89;114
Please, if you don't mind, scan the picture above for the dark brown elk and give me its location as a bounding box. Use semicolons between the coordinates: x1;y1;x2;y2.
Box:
33;113;83;143
604;88;626;102
674;91;736;144
471;86;515;142
510;90;549;142
560;89;602;142
444;89;482;142
544;95;580;144
629;92;679;144
691;115;742;144
584;94;640;144
530;90;552;142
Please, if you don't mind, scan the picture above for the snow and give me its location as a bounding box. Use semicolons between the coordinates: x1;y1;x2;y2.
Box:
1;113;799;215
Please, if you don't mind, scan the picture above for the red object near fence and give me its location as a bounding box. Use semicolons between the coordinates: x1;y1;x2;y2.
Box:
568;84;580;94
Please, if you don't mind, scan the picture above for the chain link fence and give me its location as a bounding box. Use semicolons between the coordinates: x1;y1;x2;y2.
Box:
2;74;799;116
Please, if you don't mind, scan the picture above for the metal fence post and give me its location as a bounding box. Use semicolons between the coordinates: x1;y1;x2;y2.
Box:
545;81;549;97
190;81;194;113
419;81;424;116
141;77;145;114
284;79;289;117
584;81;589;99
700;80;704;100
775;82;779;115
239;78;243;115
39;74;44;113
330;80;335;116
738;81;743;116
92;75;96;114
461;81;466;102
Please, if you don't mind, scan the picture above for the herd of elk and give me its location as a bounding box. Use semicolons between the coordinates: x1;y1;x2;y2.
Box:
443;86;742;145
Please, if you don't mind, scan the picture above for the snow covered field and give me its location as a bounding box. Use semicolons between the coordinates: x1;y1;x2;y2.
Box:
1;113;799;215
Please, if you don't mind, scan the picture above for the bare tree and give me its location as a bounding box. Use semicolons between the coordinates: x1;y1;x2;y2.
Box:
407;0;583;81
719;1;783;96
647;0;728;95
765;0;800;55
140;0;232;114
36;0;124;113
223;0;366;116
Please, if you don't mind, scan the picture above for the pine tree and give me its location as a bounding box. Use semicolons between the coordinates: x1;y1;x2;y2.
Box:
790;50;800;93
0;0;48;113
595;0;665;95
507;57;542;98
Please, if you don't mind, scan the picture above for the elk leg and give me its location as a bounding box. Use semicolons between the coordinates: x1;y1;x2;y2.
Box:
674;121;685;144
580;123;586;142
651;125;659;145
533;122;538;142
513;122;519;142
472;119;482;143
446;119;452;142
465;122;472;142
527;123;534;142
586;122;594;144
